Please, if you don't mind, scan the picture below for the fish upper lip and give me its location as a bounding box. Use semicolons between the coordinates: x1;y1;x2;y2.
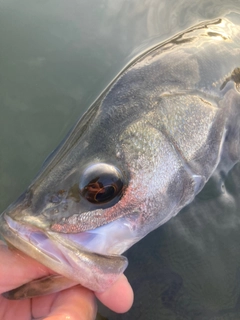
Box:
3;213;118;259
4;214;70;264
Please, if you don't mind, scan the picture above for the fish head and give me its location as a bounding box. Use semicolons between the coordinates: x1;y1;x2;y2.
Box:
0;84;180;292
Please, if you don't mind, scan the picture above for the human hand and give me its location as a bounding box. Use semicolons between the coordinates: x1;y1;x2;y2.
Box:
0;241;133;319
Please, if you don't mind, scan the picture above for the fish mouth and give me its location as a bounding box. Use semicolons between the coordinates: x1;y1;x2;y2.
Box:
0;213;134;292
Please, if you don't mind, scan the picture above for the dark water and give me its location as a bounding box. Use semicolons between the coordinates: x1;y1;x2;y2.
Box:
1;0;240;319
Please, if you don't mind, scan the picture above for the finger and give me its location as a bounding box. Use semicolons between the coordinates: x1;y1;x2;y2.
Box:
0;241;51;293
0;296;30;320
38;286;97;320
31;293;56;319
95;274;134;313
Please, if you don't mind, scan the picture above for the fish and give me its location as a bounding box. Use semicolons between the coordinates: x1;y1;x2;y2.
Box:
0;17;240;300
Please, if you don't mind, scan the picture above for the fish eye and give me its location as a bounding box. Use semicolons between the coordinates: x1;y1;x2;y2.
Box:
79;163;125;204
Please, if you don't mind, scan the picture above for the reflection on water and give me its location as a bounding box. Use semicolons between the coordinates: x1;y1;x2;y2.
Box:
1;0;240;319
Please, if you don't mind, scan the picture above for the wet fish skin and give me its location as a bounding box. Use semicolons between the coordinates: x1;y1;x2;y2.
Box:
0;18;240;298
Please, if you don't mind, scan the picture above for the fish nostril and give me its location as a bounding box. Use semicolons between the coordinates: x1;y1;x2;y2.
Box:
49;190;67;204
50;195;61;203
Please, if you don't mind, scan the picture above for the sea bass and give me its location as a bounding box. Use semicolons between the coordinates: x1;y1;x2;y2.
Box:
1;18;240;299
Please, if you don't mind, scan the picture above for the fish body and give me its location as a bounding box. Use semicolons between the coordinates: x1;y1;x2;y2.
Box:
1;18;240;297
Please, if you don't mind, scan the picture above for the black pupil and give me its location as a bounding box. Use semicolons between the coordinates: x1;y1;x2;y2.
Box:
95;185;115;202
79;164;124;205
83;178;118;203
